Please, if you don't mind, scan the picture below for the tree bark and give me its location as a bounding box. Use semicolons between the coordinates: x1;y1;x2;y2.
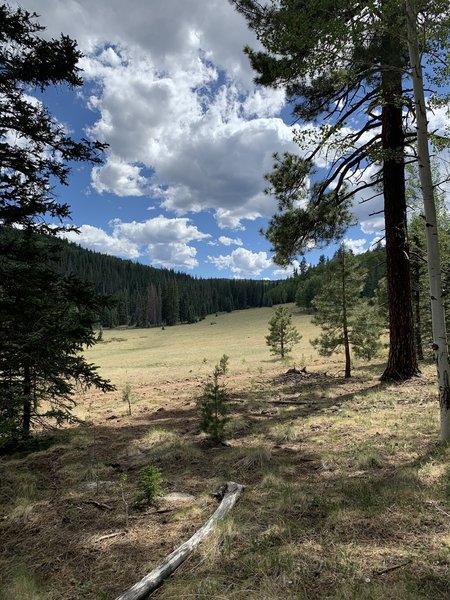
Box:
411;234;425;360
406;0;450;441
115;482;244;600
380;16;419;381
341;247;351;378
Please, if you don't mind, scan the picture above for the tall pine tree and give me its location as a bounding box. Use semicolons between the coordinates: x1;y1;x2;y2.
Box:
0;6;112;444
232;0;418;380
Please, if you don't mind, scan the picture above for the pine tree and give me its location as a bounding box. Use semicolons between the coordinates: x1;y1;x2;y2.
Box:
311;245;383;378
232;0;418;380
266;306;301;359
198;355;230;443
0;230;114;444
0;6;111;444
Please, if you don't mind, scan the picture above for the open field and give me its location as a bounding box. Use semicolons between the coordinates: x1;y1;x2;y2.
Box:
0;306;449;599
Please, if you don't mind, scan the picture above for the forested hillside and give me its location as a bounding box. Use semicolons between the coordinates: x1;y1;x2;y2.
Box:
56;239;288;327
56;239;388;329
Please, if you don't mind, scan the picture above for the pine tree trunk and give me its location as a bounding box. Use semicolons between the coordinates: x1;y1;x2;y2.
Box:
406;0;450;441
380;24;419;381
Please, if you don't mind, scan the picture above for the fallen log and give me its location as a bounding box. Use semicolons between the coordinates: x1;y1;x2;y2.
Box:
115;481;244;600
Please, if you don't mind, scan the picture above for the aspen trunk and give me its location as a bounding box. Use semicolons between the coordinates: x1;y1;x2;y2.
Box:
406;0;450;441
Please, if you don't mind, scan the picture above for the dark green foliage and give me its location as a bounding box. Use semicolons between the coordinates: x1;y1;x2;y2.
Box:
311;245;383;377
0;230;114;446
56;238;281;327
135;465;166;507
264;153;354;266
0;5;105;233
0;5;112;444
198;355;230;443
233;0;420;380
266;306;301;359
295;245;386;311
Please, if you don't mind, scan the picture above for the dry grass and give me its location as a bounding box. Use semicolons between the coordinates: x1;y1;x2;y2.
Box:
0;307;449;599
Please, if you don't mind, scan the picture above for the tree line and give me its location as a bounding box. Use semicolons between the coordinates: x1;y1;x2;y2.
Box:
55;237;286;328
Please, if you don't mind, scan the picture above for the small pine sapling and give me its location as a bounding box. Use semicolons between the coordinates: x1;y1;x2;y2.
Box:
266;306;301;359
198;354;230;443
135;465;166;507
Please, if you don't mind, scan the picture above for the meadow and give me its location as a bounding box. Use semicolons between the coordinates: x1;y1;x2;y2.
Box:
0;305;449;600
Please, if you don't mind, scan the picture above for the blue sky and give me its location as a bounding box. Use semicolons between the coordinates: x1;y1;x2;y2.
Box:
13;1;448;279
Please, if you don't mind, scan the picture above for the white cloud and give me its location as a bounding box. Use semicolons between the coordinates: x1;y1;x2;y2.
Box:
9;0;302;233
62;225;140;259
147;242;199;270
63;216;209;269
343;238;367;255
218;236;243;246
86;60;297;228
111;215;210;245
272;260;301;279
208;247;272;277
91;156;149;196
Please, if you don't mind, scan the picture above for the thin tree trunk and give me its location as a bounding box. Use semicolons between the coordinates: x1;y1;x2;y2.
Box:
341;247;351;378
414;279;424;361
406;0;450;441
411;234;424;360
380;16;419;381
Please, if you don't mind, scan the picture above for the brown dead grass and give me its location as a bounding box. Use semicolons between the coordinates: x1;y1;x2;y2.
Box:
0;326;449;599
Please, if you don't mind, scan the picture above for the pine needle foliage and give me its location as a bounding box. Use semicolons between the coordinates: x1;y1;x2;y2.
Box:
266;306;301;359
135;465;166;508
198;355;230;443
311;245;383;377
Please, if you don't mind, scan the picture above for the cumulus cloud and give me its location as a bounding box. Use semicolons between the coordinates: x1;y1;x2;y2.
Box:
91;156;150;196
62;224;140;259
86;58;296;228
63;216;209;269
208;247;272;277
9;0;299;231
218;236;243;246
343;238;367;255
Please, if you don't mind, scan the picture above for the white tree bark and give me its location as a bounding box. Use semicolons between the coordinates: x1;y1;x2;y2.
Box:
115;481;244;600
406;0;450;441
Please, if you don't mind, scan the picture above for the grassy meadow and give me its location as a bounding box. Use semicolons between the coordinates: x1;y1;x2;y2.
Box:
84;306;321;385
0;305;449;600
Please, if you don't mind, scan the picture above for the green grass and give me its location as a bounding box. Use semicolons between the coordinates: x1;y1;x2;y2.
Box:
1;306;449;600
83;305;321;387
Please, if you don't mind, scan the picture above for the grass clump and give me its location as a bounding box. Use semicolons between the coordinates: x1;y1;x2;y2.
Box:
1;565;46;600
